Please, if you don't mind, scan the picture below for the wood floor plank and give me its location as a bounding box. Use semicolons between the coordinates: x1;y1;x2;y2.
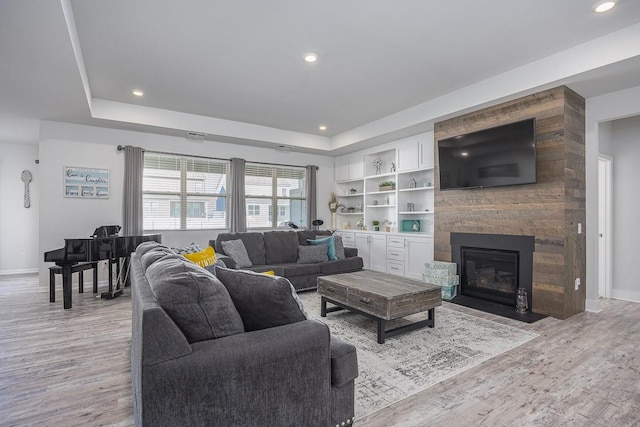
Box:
1;274;639;426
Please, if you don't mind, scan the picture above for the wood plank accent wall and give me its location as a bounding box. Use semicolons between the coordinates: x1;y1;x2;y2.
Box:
434;86;586;319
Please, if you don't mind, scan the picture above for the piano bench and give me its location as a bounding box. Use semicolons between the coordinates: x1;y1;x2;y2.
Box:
49;262;99;303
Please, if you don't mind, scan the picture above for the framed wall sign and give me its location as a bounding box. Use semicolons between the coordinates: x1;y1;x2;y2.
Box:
64;166;109;199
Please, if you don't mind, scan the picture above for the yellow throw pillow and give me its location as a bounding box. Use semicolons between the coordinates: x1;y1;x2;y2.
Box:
261;270;275;276
184;246;217;268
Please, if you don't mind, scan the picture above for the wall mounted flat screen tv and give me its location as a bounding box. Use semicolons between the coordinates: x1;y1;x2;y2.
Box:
438;118;536;190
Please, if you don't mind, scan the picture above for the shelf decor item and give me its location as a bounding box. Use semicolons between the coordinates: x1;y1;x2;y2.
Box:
373;156;383;174
378;180;395;191
372;220;380;232
328;192;339;229
349;188;357;194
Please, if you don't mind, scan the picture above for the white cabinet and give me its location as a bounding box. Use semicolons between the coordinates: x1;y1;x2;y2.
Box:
348;155;364;179
356;232;386;272
335;154;364;182
334;230;355;248
397;132;434;172
404;235;434;280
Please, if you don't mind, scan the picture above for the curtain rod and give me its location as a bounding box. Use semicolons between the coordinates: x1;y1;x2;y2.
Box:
117;145;318;169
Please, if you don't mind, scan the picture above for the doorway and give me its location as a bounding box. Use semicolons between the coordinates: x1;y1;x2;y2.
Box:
598;154;613;299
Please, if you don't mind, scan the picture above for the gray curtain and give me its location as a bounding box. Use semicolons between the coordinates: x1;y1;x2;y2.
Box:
306;165;317;230
229;158;246;232
123;146;144;235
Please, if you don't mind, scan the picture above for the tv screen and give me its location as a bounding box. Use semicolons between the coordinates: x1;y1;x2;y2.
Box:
437;118;536;190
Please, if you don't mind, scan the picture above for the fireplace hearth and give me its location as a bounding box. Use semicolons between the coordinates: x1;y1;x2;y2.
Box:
450;233;544;322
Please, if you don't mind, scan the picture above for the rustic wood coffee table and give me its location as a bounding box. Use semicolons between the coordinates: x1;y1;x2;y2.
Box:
317;270;442;344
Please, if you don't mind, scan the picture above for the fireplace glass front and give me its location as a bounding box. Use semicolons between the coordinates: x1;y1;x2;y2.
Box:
461;247;519;306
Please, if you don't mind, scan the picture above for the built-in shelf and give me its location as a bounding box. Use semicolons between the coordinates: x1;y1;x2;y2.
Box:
398;186;434;192
337;212;363;215
367;204;396;208
398;211;433;215
367;190;395;195
337;193;364;197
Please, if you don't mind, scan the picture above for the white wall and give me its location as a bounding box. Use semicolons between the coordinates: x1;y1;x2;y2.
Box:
0;142;39;274
37;121;335;287
585;84;640;311
608;116;640;301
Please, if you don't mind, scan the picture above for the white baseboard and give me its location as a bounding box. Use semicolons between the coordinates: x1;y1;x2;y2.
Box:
585;298;601;313
611;289;640;304
0;268;39;276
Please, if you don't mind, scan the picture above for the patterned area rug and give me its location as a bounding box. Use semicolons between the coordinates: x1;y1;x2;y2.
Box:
297;292;538;420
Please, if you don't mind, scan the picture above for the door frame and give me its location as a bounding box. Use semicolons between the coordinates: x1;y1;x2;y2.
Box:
598;154;613;299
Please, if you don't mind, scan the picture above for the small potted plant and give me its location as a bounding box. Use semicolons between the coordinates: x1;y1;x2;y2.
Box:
379;180;395;191
372;220;380;231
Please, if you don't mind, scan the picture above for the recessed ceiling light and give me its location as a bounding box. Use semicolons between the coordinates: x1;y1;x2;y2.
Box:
594;1;616;13
303;53;318;63
461;152;469;157
132;89;144;97
319;125;327;131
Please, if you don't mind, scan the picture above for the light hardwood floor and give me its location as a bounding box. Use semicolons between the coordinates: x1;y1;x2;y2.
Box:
1;274;639;426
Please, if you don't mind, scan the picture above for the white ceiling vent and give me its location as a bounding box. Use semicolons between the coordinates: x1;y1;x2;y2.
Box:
186;131;207;140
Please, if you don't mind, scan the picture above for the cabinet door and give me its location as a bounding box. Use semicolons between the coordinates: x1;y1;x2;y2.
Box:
404;236;434;280
335;156;349;182
355;234;371;269
368;233;387;272
348;154;364;179
397;140;419;172
418;135;434;169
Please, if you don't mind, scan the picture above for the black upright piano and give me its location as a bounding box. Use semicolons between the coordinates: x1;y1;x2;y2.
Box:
44;231;161;309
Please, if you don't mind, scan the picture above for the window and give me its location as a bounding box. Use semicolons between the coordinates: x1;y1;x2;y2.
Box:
245;163;307;229
143;153;229;230
248;205;261;216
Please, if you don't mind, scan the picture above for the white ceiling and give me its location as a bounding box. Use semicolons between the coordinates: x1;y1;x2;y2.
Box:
1;0;640;152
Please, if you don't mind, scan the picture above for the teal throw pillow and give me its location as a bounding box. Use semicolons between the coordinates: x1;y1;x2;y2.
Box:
308;236;337;261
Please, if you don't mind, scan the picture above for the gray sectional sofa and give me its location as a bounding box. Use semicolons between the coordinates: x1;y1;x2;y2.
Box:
131;241;358;427
210;230;363;291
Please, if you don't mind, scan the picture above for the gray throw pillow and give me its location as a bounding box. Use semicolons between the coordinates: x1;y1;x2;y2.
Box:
297;244;329;264
214;266;308;332
146;257;245;343
220;239;252;268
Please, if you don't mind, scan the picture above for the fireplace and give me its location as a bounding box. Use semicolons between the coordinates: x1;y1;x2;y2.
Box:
461;247;519;306
451;233;534;311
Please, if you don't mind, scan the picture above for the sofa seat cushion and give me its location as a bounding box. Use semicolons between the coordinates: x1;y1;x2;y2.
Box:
330;337;359;387
280;262;322;277
215;232;266;266
245;265;286;276
146;257;245;343
263;231;299;264
320;257;364;275
215;266;307;331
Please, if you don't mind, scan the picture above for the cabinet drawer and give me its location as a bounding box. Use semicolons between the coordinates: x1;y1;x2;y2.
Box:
336;232;355;247
386;260;405;276
317;281;347;303
387;236;404;248
387;247;405;261
346;288;387;318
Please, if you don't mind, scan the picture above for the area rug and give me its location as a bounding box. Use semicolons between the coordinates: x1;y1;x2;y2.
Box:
297;292;539;420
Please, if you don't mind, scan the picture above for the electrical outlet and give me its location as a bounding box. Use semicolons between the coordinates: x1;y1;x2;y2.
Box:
578;223;582;234
575;278;580;290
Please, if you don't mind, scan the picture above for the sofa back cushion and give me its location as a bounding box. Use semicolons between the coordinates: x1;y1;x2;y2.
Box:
146;256;245;343
297;229;331;246
215;232;266;266
215;266;307;332
263;231;299;264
